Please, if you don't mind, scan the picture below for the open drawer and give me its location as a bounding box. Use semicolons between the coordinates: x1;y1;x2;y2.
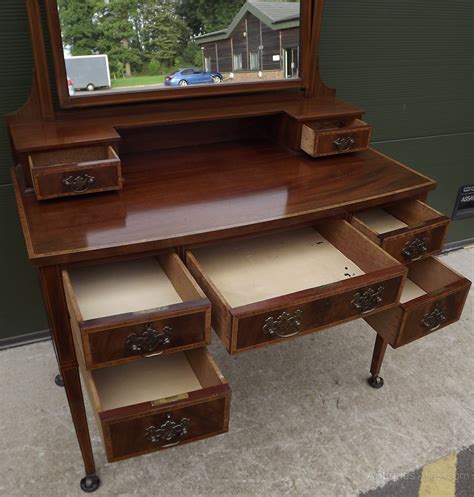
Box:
365;257;471;347
350;199;449;263
301;119;371;157
186;220;407;354
63;253;211;369
29;145;122;200
79;348;230;462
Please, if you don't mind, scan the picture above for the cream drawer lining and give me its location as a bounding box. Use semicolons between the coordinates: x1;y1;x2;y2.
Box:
68;258;182;320
191;228;365;307
355;208;408;234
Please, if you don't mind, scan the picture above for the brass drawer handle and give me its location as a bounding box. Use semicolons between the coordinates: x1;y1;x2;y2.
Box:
144;414;190;447
263;310;303;338
125;323;172;355
62;174;95;192
334;136;355;152
351;286;384;315
402;235;428;261
421;305;447;332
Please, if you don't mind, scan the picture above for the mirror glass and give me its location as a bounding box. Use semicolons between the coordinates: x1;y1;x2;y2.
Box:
57;0;301;97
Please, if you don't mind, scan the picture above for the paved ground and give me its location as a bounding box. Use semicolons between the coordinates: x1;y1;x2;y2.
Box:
0;249;472;497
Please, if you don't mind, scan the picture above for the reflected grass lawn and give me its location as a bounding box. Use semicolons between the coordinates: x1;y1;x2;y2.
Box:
111;75;166;88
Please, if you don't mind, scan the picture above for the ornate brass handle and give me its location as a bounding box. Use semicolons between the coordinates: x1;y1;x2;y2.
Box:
351;286;384;315
144;414;190;447
402;235;428;261
125;323;172;355
334;136;355;152
421;305;446;332
62;174;95;192
263;310;303;338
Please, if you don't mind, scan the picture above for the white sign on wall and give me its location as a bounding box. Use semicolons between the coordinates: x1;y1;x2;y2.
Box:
272;55;281;62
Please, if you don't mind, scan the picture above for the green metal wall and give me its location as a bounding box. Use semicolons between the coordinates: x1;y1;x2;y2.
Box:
0;0;473;342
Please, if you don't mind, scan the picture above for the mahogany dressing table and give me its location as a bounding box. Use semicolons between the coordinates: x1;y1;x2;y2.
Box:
7;0;471;492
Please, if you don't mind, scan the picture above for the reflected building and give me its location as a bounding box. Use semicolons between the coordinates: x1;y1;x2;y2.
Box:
196;1;300;82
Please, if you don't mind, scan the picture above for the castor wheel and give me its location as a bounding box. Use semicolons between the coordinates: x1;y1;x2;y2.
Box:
80;474;101;493
368;375;384;389
55;374;64;387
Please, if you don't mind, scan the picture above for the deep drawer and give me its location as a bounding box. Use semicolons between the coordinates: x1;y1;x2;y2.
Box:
301;119;371;157
29;145;122;200
350;199;449;263
365;257;471;347
186;220;407;353
81;348;230;462
63;253;211;369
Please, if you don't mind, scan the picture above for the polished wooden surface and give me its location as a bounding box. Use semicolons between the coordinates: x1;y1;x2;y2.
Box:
9;96;363;153
14;144;436;265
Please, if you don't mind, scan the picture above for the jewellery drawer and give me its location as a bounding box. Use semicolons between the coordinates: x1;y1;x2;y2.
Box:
186;220;407;353
350;199;449;263
365;257;471;347
29;145;122;200
81;348;230;462
63;253;211;369
301;119;371;157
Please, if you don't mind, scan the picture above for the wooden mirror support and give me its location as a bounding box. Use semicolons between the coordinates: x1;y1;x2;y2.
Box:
6;0;471;493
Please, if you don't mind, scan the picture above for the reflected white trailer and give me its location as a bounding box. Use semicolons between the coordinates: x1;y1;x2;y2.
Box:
65;55;111;92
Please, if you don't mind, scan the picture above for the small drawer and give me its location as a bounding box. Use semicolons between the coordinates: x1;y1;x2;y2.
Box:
63;253;211;369
301;119;371;157
365;257;471;347
350;199;449;263
29;145;122;200
186;220;407;354
81;348;230;462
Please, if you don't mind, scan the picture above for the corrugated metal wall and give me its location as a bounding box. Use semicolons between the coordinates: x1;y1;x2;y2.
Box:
0;0;472;342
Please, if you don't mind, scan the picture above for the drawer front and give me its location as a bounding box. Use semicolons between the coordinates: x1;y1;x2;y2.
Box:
236;276;403;351
381;224;448;263
398;286;470;346
103;396;228;461
33;163;121;200
83;311;209;368
315;126;371;157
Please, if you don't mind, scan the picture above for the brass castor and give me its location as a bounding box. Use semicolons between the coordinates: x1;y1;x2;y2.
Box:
55;374;64;387
368;375;384;389
80;474;100;493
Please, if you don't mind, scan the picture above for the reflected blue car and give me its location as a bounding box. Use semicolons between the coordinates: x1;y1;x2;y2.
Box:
164;68;223;87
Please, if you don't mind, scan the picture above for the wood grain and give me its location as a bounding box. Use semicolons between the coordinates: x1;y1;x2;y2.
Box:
13;144;436;265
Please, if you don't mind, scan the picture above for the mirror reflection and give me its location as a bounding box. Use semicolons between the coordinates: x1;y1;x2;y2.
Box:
57;0;301;96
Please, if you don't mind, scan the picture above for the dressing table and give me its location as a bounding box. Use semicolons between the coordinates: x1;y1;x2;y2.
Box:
7;0;471;492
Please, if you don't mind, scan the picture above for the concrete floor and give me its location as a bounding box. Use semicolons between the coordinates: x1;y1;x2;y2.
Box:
0;249;472;497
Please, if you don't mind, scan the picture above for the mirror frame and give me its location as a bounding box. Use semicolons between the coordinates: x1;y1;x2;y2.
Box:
44;0;318;109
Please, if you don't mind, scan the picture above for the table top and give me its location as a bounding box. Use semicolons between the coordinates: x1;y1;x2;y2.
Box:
13;141;436;266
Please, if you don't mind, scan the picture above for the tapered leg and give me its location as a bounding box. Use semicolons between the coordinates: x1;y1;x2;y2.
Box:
368;333;388;388
39;266;100;491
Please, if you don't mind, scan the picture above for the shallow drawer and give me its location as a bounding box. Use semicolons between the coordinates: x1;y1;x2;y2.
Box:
63;253;211;369
365;257;471;347
350;199;449;263
29;145;122;200
81;348;230;462
186;220;407;354
301;119;371;157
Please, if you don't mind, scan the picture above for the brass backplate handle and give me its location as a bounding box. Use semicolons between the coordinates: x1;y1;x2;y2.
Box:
334;136;355;151
263;309;303;338
421;305;447;332
402;235;428;261
125;323;172;355
351;286;384;315
62;174;95;192
144;414;190;447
